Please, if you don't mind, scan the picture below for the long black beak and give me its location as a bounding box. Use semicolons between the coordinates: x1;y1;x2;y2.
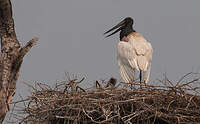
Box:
104;19;125;38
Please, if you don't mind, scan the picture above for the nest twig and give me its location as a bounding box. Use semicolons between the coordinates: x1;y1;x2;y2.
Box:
12;73;200;124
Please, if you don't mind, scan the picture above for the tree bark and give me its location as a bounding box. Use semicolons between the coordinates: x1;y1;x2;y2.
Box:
0;0;38;123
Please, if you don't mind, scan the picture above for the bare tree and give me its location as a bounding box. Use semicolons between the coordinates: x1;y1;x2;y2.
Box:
0;0;38;123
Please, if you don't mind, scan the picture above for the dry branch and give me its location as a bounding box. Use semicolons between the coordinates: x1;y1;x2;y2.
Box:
0;0;38;123
13;74;200;124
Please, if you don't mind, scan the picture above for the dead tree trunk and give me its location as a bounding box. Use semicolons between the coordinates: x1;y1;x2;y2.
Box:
0;0;38;123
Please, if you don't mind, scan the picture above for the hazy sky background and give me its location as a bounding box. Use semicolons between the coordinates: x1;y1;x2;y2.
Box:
4;0;200;123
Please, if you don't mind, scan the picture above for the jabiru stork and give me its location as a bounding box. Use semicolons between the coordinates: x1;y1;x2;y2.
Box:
104;17;153;84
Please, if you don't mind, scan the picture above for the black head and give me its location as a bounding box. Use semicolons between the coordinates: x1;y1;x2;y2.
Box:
123;17;134;26
104;17;135;40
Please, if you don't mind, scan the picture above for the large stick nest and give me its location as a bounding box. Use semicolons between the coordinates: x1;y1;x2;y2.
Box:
13;73;200;124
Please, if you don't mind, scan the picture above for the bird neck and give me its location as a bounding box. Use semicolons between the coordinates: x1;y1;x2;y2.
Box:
120;26;135;40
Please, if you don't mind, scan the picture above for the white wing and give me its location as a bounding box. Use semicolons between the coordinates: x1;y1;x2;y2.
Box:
117;41;138;83
129;34;153;83
129;35;153;72
118;33;153;83
143;42;153;83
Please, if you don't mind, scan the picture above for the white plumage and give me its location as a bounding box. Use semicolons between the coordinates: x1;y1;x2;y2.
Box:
117;32;153;83
104;17;153;84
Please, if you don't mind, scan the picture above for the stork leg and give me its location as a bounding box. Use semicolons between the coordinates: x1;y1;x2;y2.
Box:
139;70;142;88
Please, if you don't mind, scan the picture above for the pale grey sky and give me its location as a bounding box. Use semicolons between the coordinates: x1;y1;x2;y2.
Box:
4;0;200;122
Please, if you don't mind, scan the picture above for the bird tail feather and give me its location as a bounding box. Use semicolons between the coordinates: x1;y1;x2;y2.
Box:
137;56;148;71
